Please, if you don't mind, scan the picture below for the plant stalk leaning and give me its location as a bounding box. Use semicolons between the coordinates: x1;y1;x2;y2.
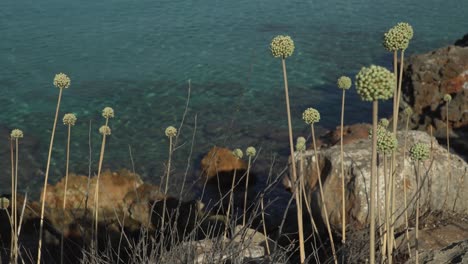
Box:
270;35;306;263
37;73;70;264
160;126;177;247
61;113;77;264
355;65;395;264
303;108;337;264
243;146;256;226
94;107;114;248
337;75;352;244
409;142;430;264
10;129;23;264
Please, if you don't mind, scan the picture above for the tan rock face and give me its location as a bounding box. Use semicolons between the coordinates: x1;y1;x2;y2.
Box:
292;130;468;232
42;169;143;216
123;183;166;227
321;123;371;147
200;147;247;180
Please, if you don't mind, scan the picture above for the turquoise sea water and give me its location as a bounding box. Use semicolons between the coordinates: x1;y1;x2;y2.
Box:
1;0;467;195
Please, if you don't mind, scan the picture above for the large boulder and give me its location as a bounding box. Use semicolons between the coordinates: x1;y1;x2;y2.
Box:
293;130;468;231
42;169;143;218
400;44;468;136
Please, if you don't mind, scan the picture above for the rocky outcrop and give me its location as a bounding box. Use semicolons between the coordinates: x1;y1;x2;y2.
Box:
400;44;468;136
320;123;371;148
293;130;468;231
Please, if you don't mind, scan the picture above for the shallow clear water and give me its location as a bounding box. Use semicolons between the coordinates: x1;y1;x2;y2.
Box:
0;0;466;195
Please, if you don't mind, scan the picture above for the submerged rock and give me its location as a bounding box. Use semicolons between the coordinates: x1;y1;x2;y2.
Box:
200;146;249;187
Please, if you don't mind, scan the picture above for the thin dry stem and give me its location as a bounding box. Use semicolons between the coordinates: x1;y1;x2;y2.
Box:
242;157;252;226
37;87;63;264
281;58;305;263
311;124;337;264
340;88;346;244
369;100;378;264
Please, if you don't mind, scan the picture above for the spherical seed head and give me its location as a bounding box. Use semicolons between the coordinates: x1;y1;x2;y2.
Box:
368;125;387;139
232;148;243;159
377;131;398;154
443;94;452;102
246;146;257;157
0;197;10;210
102;107;115;119
355;65;395;101
404;107;413;116
270;35;295;59
99;125;111;136
395;22;414;40
302;108;320;124
296;136;306;151
165;126;177;138
53;73;70;89
409;142;429;161
10;129;23;139
337;76;352;90
63;113;77;126
379;118;390;128
383;22;413;51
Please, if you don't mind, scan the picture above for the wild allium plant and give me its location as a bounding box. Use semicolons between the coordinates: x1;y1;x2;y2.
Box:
243;146;256;226
10;129;23;264
38;73;70;264
443;94;452;207
409;142;429;264
94;106;113;247
61;113;77;264
384;24;413;261
337;75;351;244
355;65;395;264
303;107;337;264
269;34;307;263
160;125;177;247
224;148;243;240
376;129;398;261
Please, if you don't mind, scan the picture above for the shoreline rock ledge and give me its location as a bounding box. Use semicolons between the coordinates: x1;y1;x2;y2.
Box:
293;130;467;232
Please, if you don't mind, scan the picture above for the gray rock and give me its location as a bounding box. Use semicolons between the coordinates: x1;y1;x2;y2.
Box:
405;239;468;264
291;130;468;231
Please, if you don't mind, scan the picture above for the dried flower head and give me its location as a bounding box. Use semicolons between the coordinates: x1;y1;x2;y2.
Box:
368;125;387;139
404;107;413;116
63;113;77;126
102;107;115;119
409;142;429;161
165;126;177;138
99;125;111;136
10;129;23;139
246;146;257;157
270;35;295;59
232;148;243;159
383;22;413;51
379;118;390;128
443;94;452;102
302;108;320;124
337;76;352;90
377;130;398;154
0;197;10;210
296;137;306;151
355;65;395;101
53;73;71;89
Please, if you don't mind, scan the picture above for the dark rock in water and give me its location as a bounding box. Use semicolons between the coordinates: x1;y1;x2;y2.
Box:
455;33;468;47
